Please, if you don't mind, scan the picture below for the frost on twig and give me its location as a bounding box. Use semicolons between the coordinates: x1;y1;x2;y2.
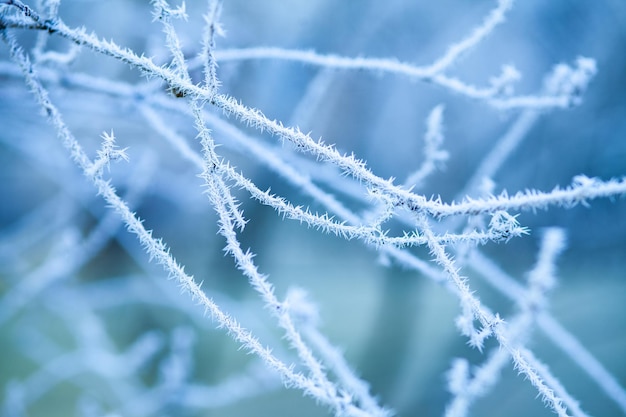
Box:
403;105;448;189
85;131;129;179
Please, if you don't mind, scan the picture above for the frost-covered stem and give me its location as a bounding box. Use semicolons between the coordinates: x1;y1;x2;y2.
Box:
497;329;573;416
32;0;58;60
213;47;574;108
201;0;222;92
445;347;510;417
516;348;588;417
29;0;79;66
416;214;496;333
429;175;626;218
1;32;91;172
151;0;191;82
426;0;513;75
524;228;565;310
0;0;39;20
403;105;448;188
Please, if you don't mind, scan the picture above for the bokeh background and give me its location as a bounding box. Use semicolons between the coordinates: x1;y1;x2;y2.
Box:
1;1;625;416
